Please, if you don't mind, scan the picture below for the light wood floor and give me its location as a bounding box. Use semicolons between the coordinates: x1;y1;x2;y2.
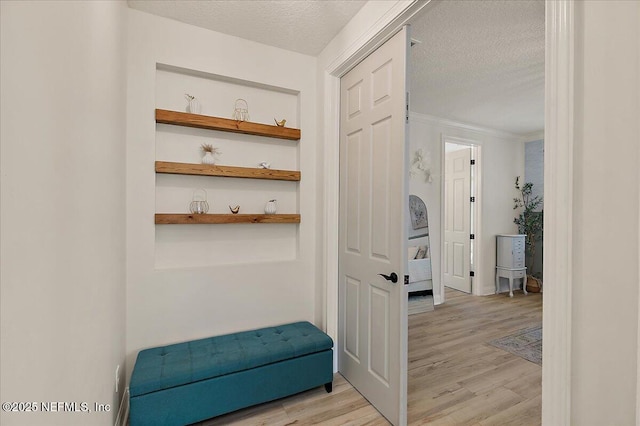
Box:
198;288;542;425
407;288;542;425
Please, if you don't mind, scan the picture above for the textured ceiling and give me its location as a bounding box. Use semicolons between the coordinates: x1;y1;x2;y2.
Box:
127;0;544;136
127;0;367;56
409;0;545;135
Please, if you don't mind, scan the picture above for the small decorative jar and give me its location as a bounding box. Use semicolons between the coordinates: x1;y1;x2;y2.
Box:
189;189;209;214
202;151;215;165
264;199;277;215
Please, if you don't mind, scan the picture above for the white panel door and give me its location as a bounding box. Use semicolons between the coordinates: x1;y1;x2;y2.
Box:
338;27;409;426
444;147;472;293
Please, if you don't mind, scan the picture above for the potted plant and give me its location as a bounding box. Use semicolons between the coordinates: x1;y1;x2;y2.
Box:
513;177;543;292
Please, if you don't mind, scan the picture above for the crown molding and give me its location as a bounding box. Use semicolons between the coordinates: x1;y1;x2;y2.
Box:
522;130;545;142
409;111;529;141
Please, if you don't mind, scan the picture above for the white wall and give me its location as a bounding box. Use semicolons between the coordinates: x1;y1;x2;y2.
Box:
525;139;544;209
570;1;640;424
126;9;318;380
524;139;544;277
409;114;524;298
0;2;127;425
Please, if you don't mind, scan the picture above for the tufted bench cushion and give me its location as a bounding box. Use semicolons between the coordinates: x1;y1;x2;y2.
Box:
129;321;333;425
130;321;333;397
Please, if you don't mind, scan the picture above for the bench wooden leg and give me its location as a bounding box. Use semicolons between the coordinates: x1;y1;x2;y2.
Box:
324;382;333;393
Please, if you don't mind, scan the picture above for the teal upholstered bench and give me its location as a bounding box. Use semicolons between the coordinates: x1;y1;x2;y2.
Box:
129;321;333;426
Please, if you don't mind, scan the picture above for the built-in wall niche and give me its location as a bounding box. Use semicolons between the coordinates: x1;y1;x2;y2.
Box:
154;64;300;269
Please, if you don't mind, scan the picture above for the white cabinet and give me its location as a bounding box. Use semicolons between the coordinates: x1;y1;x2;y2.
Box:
496;234;527;297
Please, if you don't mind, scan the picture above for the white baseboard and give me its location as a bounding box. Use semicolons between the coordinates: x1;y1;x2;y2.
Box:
114;387;129;426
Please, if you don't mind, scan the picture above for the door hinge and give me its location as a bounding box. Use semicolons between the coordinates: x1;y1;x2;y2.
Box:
470;159;476;165
406;92;410;123
404;275;409;285
470;271;475;277
470;196;475;202
470;234;475;239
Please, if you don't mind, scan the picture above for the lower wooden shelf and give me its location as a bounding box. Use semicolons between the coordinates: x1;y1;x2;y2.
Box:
155;213;300;224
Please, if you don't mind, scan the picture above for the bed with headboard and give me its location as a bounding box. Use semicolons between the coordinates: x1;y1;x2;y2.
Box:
408;195;433;293
408;241;432;293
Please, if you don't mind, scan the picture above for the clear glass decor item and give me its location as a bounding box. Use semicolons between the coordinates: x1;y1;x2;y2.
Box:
233;98;250;121
189;189;209;214
185;94;201;114
264;199;277;214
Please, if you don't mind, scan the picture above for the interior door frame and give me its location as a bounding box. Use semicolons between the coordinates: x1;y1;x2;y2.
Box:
541;0;573;423
323;0;575;423
440;136;482;300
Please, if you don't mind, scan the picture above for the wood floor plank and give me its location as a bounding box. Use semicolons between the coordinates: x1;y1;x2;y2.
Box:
502;370;542;400
458;358;540;395
407;387;476;422
437;386;523;424
479;395;542;426
315;405;391;426
197;398;293;425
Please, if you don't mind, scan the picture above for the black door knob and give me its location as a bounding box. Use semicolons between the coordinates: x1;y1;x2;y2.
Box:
379;272;398;283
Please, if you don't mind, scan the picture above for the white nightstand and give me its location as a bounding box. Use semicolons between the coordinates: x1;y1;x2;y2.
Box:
496;234;527;297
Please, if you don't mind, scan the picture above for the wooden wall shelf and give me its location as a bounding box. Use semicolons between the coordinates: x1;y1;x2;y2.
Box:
155;214;301;224
156;109;301;141
156;161;300;181
155;107;301;225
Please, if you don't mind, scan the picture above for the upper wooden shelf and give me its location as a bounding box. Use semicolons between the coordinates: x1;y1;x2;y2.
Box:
156;161;300;181
155;214;300;225
156;109;301;141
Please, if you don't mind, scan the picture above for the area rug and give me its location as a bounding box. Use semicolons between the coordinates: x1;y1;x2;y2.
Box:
488;325;542;365
408;294;434;315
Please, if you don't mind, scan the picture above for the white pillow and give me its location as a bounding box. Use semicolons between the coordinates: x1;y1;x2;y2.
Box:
408;246;419;260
